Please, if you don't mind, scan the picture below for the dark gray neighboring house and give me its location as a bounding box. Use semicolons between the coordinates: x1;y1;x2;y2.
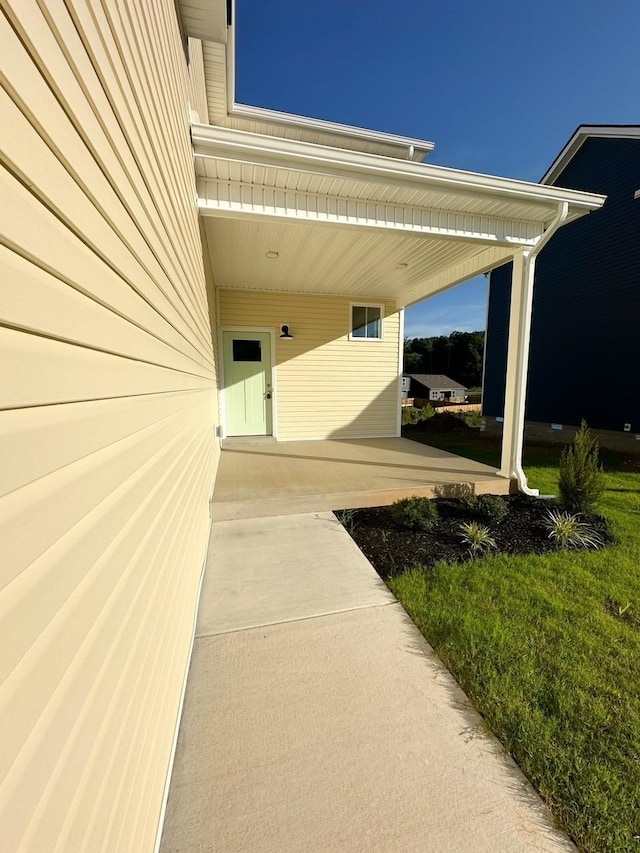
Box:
403;374;467;402
483;125;640;436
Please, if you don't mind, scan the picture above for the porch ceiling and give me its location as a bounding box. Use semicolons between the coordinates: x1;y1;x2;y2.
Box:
202;217;511;303
194;124;605;306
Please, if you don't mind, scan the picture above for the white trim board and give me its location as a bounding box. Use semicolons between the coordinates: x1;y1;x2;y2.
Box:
396;307;405;437
153;511;213;853
542;125;640;185
348;302;386;342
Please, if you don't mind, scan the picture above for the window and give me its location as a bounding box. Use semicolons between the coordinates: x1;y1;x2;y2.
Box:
350;304;383;341
232;339;262;362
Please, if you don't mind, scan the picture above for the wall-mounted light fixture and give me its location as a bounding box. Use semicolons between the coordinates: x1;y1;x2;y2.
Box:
279;324;294;339
265;250;279;259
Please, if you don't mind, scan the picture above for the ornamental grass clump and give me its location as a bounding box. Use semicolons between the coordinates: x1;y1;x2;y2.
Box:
543;509;604;550
458;521;497;558
558;420;605;513
391;496;438;531
338;508;358;533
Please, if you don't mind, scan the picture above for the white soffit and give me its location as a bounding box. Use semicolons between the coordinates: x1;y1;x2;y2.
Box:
542;125;640;185
197;170;544;245
203;217;514;305
178;0;227;43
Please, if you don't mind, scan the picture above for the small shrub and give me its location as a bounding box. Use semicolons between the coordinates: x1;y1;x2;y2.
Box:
461;409;482;429
391;496;438;531
456;493;508;523
458;522;497;557
476;494;509;523
458;492;478;512
558;420;605;513
402;405;436;426
401;406;418;426
543;509;603;550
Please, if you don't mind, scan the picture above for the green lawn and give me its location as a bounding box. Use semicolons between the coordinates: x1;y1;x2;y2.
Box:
391;436;640;852
404;423;635;473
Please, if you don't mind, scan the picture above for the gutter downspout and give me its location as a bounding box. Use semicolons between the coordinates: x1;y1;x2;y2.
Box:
511;201;569;496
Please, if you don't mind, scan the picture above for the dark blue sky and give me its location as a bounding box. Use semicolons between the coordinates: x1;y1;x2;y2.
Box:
235;0;639;338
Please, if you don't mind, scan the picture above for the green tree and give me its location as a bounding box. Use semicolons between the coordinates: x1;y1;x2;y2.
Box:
403;348;422;372
558;421;605;513
403;331;485;386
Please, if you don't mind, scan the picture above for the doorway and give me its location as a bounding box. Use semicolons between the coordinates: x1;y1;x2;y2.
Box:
222;330;274;436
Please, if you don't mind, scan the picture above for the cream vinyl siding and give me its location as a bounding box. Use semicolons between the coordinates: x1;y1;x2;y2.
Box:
219;290;400;440
1;1;218;851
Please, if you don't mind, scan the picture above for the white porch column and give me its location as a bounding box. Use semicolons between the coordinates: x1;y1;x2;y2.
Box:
396;307;405;437
499;248;538;492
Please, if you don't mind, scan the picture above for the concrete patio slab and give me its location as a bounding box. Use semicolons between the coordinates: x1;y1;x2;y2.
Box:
212;437;510;521
196;512;394;636
160;512;574;853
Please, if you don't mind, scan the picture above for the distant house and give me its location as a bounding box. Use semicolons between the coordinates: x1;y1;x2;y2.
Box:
483;125;640;441
403;374;467;403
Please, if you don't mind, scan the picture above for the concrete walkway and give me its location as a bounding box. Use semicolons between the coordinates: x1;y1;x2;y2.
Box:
160;512;574;853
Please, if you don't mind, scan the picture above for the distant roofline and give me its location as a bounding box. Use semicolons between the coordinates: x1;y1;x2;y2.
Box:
541;125;640;186
404;373;467;390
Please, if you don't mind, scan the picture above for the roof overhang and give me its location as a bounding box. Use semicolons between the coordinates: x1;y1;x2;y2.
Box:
542;125;640;185
223;104;435;162
193;123;605;307
176;0;228;43
177;0;435;161
178;1;606;307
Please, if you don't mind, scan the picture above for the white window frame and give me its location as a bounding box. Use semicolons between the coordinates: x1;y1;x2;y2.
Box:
348;302;385;342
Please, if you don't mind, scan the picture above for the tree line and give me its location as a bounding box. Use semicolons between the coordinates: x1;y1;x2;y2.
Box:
404;330;485;388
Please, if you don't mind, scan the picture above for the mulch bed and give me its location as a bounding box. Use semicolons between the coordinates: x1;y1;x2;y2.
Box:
337;496;614;580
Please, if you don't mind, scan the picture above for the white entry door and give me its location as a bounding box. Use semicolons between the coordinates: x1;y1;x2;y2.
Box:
222;331;273;436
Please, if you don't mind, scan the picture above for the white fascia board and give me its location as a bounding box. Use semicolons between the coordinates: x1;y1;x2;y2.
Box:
228;103;435;161
542;124;640;185
191;123;606;215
